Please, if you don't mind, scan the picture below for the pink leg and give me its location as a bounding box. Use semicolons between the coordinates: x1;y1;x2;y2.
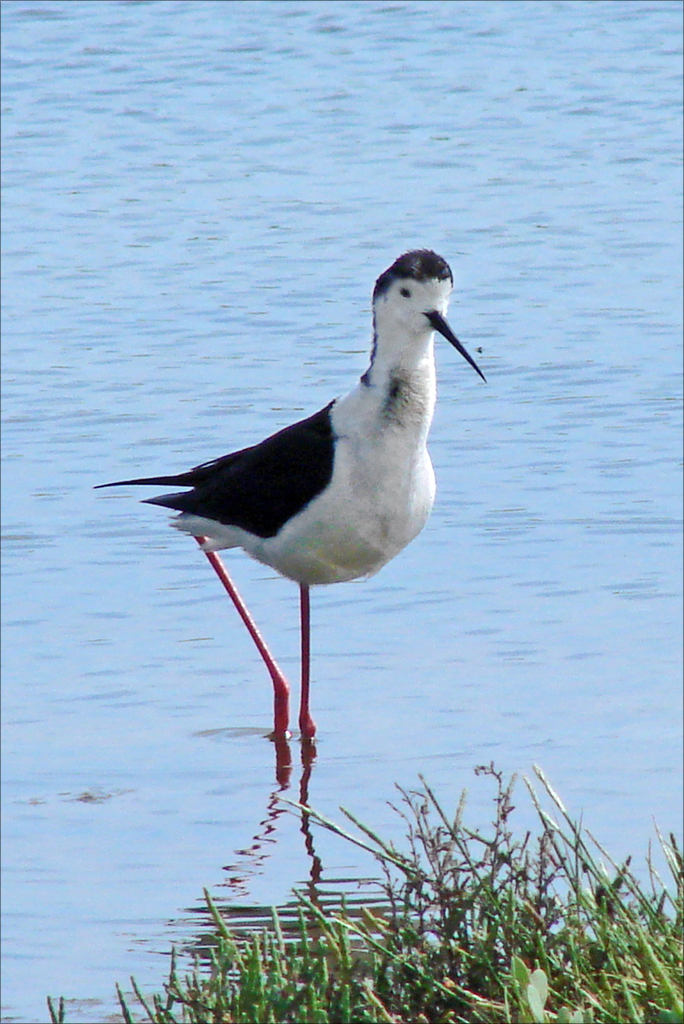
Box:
298;584;317;739
194;536;290;737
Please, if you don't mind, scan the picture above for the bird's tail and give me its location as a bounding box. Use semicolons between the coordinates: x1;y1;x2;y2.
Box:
95;474;194;489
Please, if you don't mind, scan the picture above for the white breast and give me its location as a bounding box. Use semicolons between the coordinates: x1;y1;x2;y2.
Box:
250;369;437;585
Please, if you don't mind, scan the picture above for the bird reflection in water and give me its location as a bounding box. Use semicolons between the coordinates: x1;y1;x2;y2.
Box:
221;736;320;901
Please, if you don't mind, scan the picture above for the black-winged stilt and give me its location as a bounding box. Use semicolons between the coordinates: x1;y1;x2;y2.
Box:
97;250;486;740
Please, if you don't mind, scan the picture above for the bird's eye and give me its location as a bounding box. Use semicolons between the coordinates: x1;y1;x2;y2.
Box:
400;287;411;298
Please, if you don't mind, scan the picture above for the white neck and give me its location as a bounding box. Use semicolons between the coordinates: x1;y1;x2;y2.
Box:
351;319;437;440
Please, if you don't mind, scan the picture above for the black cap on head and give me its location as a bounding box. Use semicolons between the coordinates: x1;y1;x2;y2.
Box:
373;250;453;301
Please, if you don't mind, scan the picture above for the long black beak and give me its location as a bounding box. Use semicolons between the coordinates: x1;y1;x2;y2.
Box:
425;310;486;383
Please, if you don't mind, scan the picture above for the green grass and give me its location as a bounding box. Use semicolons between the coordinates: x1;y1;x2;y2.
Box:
48;765;683;1024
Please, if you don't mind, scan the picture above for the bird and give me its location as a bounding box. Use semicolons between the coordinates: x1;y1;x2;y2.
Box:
97;249;486;741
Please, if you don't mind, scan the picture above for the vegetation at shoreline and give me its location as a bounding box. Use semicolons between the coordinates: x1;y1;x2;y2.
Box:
48;765;682;1024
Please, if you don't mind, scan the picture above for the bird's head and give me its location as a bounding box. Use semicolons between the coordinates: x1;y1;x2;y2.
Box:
372;250;486;382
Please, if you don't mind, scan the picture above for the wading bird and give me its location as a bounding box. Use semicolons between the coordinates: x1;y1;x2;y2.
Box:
97;250;486;739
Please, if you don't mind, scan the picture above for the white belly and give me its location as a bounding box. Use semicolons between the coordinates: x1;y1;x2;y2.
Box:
259;443;436;583
174;438;436;586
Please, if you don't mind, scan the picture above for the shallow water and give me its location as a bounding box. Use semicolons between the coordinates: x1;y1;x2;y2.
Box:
2;1;682;1020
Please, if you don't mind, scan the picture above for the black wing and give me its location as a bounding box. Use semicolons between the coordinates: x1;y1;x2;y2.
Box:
97;401;336;538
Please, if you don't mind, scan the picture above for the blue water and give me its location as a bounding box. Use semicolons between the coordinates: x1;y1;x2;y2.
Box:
2;1;682;1020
